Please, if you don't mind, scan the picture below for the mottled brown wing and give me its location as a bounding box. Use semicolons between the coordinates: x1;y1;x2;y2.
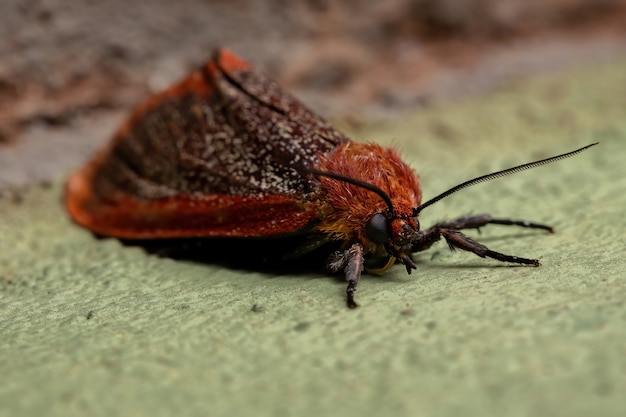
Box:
66;49;350;238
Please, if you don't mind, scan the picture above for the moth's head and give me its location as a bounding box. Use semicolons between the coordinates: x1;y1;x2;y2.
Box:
359;209;420;273
365;211;419;250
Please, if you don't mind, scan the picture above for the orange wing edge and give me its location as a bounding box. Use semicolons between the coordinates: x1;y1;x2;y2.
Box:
65;162;322;239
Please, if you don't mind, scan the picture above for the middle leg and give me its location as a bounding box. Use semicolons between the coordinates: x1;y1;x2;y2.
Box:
434;214;553;233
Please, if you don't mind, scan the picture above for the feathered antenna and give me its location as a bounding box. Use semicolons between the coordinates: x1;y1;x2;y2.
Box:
413;143;598;216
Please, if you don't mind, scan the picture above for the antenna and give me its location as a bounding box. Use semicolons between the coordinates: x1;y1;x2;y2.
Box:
413;142;598;216
304;167;396;217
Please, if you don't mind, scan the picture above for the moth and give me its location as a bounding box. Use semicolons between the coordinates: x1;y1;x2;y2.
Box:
65;48;596;308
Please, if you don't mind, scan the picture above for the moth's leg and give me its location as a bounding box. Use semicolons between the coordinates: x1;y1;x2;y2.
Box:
411;227;540;266
410;226;445;253
328;243;364;309
434;214;553;233
441;229;540;266
386;246;416;274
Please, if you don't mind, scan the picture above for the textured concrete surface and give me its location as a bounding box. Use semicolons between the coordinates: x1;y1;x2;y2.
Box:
1;60;625;417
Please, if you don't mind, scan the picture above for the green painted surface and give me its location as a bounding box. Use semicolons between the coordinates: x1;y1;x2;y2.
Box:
1;60;625;417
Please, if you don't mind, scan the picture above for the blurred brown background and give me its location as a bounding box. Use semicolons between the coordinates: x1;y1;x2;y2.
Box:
1;0;625;187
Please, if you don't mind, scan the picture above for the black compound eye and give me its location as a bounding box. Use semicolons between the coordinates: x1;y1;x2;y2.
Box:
413;216;420;231
365;213;390;244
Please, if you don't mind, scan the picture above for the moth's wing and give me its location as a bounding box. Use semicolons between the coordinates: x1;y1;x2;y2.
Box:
66;48;348;239
67;170;319;238
212;48;350;163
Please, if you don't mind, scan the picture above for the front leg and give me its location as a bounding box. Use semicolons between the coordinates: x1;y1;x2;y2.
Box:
412;213;551;266
440;229;540;266
328;243;364;309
